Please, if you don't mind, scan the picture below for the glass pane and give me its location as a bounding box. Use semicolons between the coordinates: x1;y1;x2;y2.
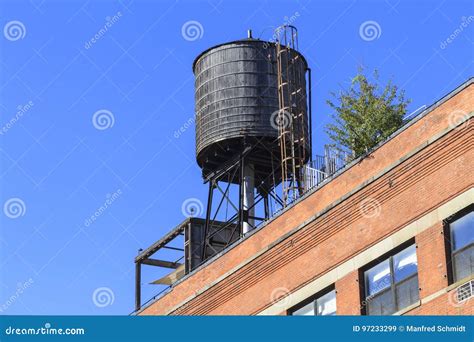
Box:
451;211;474;251
395;275;419;311
453;245;474;282
367;289;395;315
292;301;315;316
365;259;391;296
316;290;336;316
393;245;418;282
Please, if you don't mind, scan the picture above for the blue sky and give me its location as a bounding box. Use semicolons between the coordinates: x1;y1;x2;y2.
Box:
0;0;472;315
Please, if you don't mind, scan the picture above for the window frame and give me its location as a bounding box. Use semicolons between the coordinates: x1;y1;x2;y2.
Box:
361;239;419;315
288;285;336;316
444;204;474;284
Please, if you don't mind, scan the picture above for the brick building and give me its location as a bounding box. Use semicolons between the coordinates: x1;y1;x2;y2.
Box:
136;78;473;316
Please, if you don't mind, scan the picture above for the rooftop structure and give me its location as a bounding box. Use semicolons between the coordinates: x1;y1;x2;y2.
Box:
133;27;473;315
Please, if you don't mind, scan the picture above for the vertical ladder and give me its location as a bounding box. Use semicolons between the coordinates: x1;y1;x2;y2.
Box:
275;25;307;207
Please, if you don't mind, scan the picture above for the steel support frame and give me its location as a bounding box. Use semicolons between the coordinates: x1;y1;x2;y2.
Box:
200;146;282;263
134;223;186;312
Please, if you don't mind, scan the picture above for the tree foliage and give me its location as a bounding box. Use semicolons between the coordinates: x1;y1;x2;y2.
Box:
325;69;411;159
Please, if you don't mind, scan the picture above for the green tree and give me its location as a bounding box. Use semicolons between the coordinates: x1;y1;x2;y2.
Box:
325;69;411;160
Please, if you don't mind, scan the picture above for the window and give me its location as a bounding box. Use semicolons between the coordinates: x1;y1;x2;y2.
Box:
448;208;474;282
363;244;419;315
290;288;336;316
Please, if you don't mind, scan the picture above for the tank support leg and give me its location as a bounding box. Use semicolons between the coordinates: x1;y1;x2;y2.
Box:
242;163;255;234
202;181;214;260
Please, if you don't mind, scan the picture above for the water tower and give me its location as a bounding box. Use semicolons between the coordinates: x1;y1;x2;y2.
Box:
193;26;312;258
133;27;313;311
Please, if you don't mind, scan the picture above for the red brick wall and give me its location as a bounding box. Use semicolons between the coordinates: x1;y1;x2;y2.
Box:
139;81;473;316
416;223;450;300
408;291;474;315
336;270;362;315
